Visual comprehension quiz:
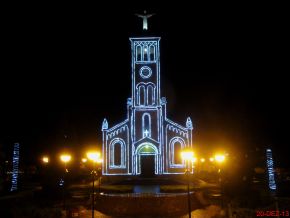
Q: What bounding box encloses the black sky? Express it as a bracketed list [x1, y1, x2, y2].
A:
[1, 3, 289, 166]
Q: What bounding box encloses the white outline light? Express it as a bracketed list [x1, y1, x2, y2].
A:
[266, 148, 277, 190]
[11, 143, 20, 191]
[102, 37, 193, 175]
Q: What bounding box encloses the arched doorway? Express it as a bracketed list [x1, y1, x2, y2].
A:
[135, 143, 158, 177]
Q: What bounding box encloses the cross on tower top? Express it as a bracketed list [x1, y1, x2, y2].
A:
[135, 10, 155, 30]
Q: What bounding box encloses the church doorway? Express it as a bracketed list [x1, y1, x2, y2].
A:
[135, 143, 158, 176]
[140, 155, 155, 177]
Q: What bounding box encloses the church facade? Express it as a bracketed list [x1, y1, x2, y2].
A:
[102, 37, 193, 176]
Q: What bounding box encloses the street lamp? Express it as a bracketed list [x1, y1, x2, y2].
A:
[86, 151, 101, 218]
[96, 158, 103, 193]
[42, 156, 49, 164]
[215, 154, 225, 163]
[181, 150, 194, 218]
[214, 154, 226, 210]
[60, 154, 71, 168]
[60, 154, 71, 210]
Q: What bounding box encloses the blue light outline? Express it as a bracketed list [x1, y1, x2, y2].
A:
[266, 148, 277, 190]
[139, 66, 152, 79]
[109, 138, 126, 169]
[135, 142, 159, 175]
[10, 143, 20, 192]
[142, 113, 151, 138]
[102, 37, 193, 175]
[169, 137, 186, 168]
[136, 82, 156, 106]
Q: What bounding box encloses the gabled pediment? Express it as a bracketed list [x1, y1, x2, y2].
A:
[133, 136, 159, 148]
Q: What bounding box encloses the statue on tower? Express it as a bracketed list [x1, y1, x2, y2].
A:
[135, 10, 155, 30]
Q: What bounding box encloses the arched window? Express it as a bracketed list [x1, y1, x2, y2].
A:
[149, 45, 155, 61]
[139, 86, 146, 105]
[109, 138, 126, 168]
[114, 143, 121, 166]
[173, 141, 182, 164]
[143, 45, 148, 61]
[147, 85, 154, 105]
[136, 45, 141, 61]
[142, 113, 151, 138]
[169, 137, 185, 167]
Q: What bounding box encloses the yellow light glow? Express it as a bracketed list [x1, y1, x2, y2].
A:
[60, 154, 71, 163]
[192, 157, 197, 163]
[215, 154, 225, 163]
[200, 158, 205, 162]
[87, 152, 101, 162]
[181, 151, 194, 161]
[97, 158, 103, 164]
[209, 157, 214, 162]
[42, 156, 49, 163]
[82, 158, 87, 163]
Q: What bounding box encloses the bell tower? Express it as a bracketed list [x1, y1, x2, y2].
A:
[130, 37, 161, 143]
[130, 38, 160, 107]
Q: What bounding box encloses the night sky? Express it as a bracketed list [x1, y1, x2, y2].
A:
[1, 3, 289, 167]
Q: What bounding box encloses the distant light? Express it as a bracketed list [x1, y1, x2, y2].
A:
[82, 158, 87, 163]
[209, 157, 214, 162]
[59, 178, 64, 186]
[215, 154, 225, 163]
[200, 158, 205, 163]
[181, 151, 194, 161]
[60, 154, 71, 163]
[87, 152, 101, 162]
[42, 156, 49, 163]
[97, 158, 103, 164]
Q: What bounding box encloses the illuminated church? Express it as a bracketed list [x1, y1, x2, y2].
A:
[102, 17, 193, 176]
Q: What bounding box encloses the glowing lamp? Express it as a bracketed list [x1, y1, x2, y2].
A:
[42, 156, 49, 163]
[181, 151, 194, 161]
[60, 154, 71, 163]
[87, 152, 101, 162]
[97, 158, 103, 164]
[215, 154, 225, 163]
